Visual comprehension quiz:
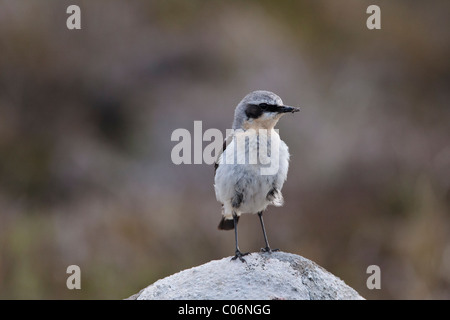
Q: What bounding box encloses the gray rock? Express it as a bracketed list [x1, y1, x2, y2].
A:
[130, 252, 364, 300]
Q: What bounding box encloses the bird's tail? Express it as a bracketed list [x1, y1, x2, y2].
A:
[218, 216, 238, 230]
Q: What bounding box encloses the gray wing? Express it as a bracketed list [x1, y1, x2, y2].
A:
[214, 133, 234, 174]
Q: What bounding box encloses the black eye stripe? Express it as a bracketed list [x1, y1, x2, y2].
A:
[258, 103, 279, 112]
[246, 103, 279, 119]
[245, 104, 263, 119]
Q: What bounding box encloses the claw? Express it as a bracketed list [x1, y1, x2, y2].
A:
[231, 250, 250, 262]
[261, 247, 279, 254]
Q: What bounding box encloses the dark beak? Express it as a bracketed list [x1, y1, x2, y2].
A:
[277, 105, 300, 113]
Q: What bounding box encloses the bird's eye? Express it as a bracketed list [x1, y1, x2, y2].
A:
[259, 103, 269, 110]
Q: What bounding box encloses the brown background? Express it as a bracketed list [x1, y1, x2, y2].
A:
[0, 0, 449, 299]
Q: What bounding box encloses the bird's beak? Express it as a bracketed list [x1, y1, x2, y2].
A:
[277, 105, 300, 113]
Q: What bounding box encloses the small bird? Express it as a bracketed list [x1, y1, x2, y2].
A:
[214, 90, 299, 262]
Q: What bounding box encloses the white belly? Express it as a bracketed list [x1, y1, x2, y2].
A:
[214, 129, 290, 218]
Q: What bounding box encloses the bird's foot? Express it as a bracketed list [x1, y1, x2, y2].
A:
[231, 250, 250, 263]
[261, 247, 279, 254]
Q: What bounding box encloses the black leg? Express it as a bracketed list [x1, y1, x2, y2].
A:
[231, 213, 249, 262]
[258, 212, 279, 253]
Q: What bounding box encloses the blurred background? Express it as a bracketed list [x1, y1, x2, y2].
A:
[0, 0, 449, 299]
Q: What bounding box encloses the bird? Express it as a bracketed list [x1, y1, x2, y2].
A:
[214, 90, 300, 262]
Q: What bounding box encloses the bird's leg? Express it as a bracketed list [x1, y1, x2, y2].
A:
[231, 213, 249, 262]
[258, 211, 279, 253]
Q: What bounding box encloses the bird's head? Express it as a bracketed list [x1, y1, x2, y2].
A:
[232, 90, 300, 130]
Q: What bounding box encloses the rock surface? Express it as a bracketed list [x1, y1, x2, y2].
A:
[129, 251, 364, 300]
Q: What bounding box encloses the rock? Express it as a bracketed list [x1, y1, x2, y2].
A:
[129, 251, 364, 300]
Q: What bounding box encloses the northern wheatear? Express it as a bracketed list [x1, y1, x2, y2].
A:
[214, 90, 299, 262]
